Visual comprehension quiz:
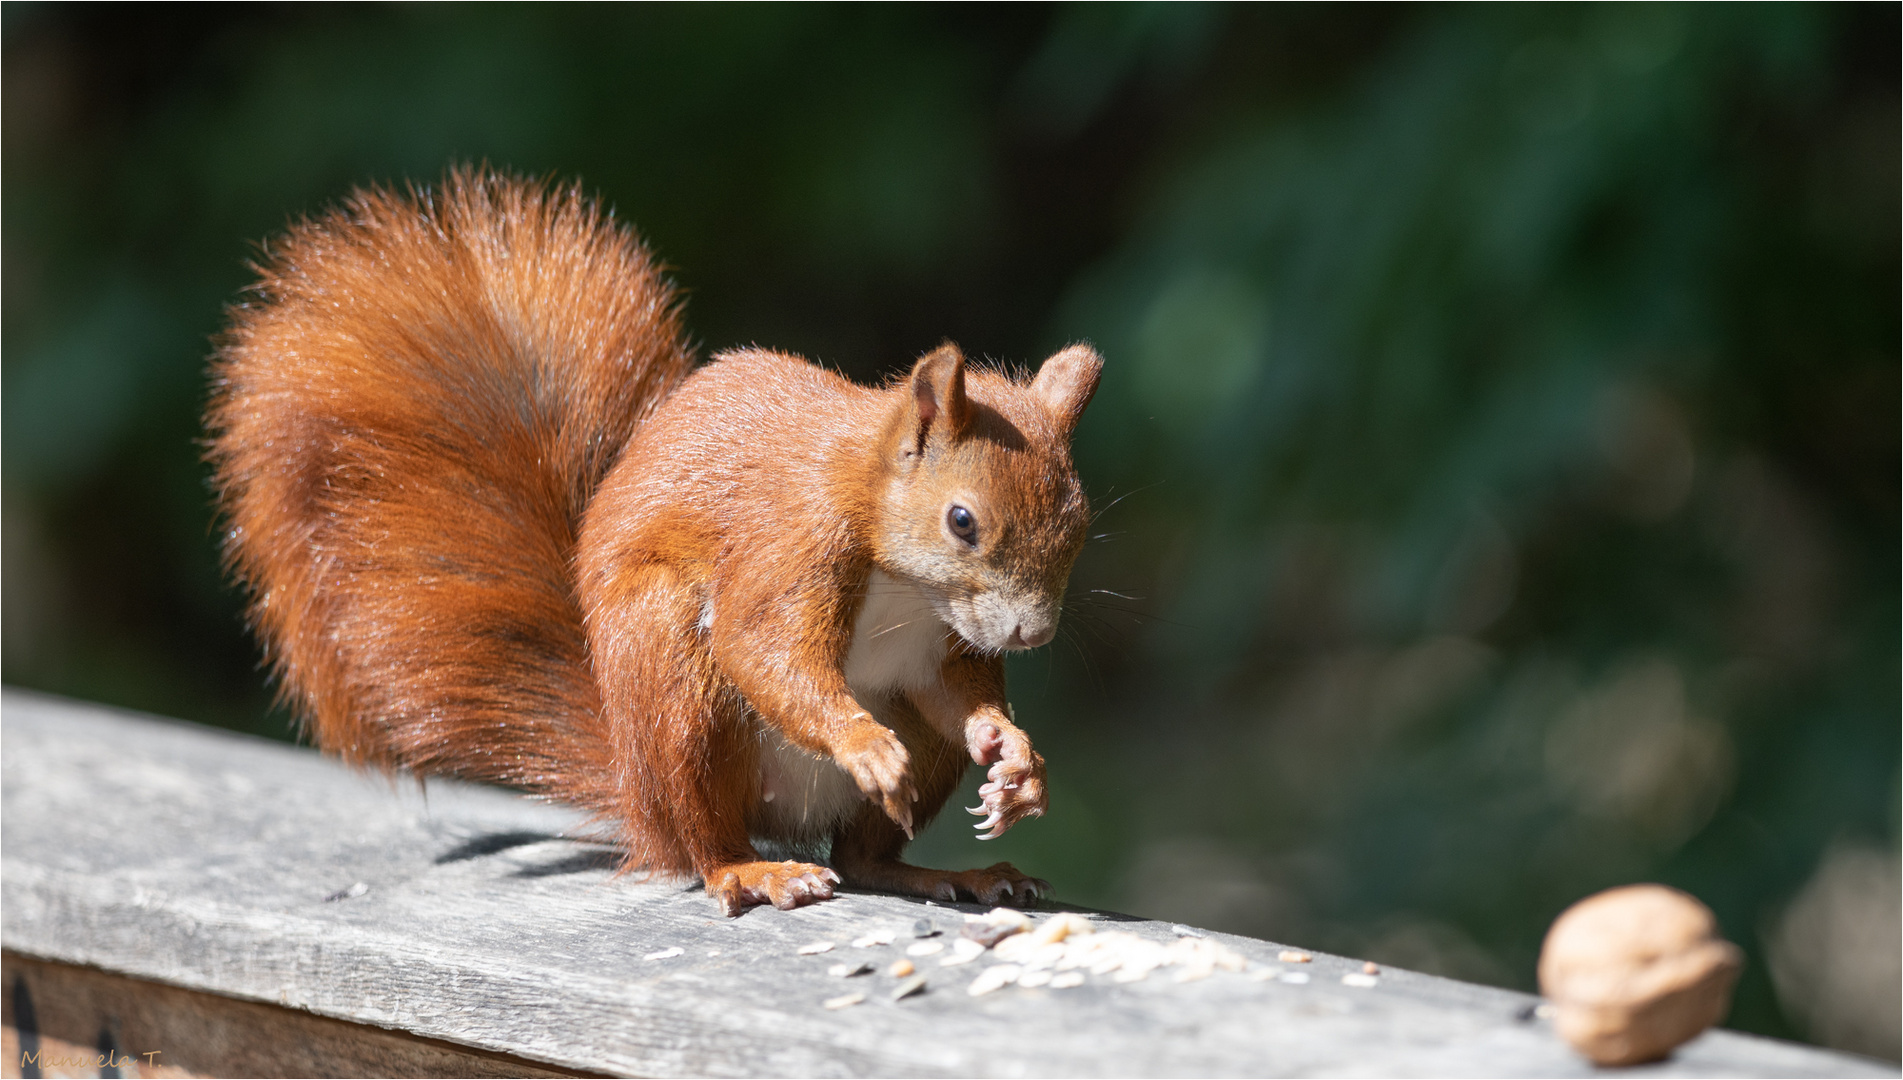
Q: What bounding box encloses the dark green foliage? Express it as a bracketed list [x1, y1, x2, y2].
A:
[4, 4, 1893, 1053]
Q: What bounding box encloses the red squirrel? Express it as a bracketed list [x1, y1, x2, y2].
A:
[206, 168, 1101, 916]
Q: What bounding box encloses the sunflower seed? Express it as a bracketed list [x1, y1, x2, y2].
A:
[968, 963, 1024, 996]
[823, 991, 865, 1010]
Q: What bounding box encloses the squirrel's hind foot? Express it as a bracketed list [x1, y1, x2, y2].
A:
[708, 860, 841, 917]
[840, 860, 1050, 908]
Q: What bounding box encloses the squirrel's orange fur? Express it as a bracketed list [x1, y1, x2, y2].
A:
[207, 169, 1101, 915]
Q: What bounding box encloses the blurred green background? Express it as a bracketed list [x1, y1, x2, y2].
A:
[4, 3, 1896, 1059]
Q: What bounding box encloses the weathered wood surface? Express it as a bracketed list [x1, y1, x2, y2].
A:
[2, 950, 592, 1079]
[2, 689, 1891, 1078]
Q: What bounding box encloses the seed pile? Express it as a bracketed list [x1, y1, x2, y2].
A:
[970, 912, 1248, 993]
[801, 908, 1381, 1007]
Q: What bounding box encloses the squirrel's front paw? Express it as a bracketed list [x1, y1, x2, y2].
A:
[834, 720, 919, 837]
[966, 726, 1046, 840]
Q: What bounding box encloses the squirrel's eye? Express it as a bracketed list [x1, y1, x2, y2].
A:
[947, 504, 977, 543]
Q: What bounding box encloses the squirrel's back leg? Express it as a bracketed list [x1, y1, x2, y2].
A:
[589, 561, 839, 915]
[829, 721, 1050, 907]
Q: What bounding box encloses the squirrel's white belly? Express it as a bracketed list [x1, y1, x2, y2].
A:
[843, 570, 951, 697]
[753, 570, 950, 842]
[754, 729, 864, 841]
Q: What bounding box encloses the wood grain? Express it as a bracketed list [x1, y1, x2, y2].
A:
[1, 690, 1890, 1078]
[1, 952, 588, 1078]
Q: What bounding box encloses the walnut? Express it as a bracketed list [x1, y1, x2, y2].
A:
[1538, 884, 1744, 1066]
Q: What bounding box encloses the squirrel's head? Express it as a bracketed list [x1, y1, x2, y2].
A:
[874, 342, 1102, 654]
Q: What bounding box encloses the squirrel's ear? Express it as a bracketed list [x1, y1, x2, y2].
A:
[904, 342, 969, 456]
[1030, 344, 1103, 438]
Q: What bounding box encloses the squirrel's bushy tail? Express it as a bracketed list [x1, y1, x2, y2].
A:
[207, 168, 691, 818]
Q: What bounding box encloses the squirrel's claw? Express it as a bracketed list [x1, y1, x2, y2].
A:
[901, 862, 1049, 908]
[967, 745, 1047, 840]
[835, 719, 919, 837]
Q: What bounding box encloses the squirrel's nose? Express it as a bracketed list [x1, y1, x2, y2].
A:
[1014, 623, 1055, 649]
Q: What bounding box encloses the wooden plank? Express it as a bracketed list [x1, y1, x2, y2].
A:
[1, 689, 1891, 1078]
[1, 951, 592, 1079]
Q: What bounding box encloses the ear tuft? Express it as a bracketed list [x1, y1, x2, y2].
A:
[905, 342, 969, 456]
[1030, 344, 1103, 438]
